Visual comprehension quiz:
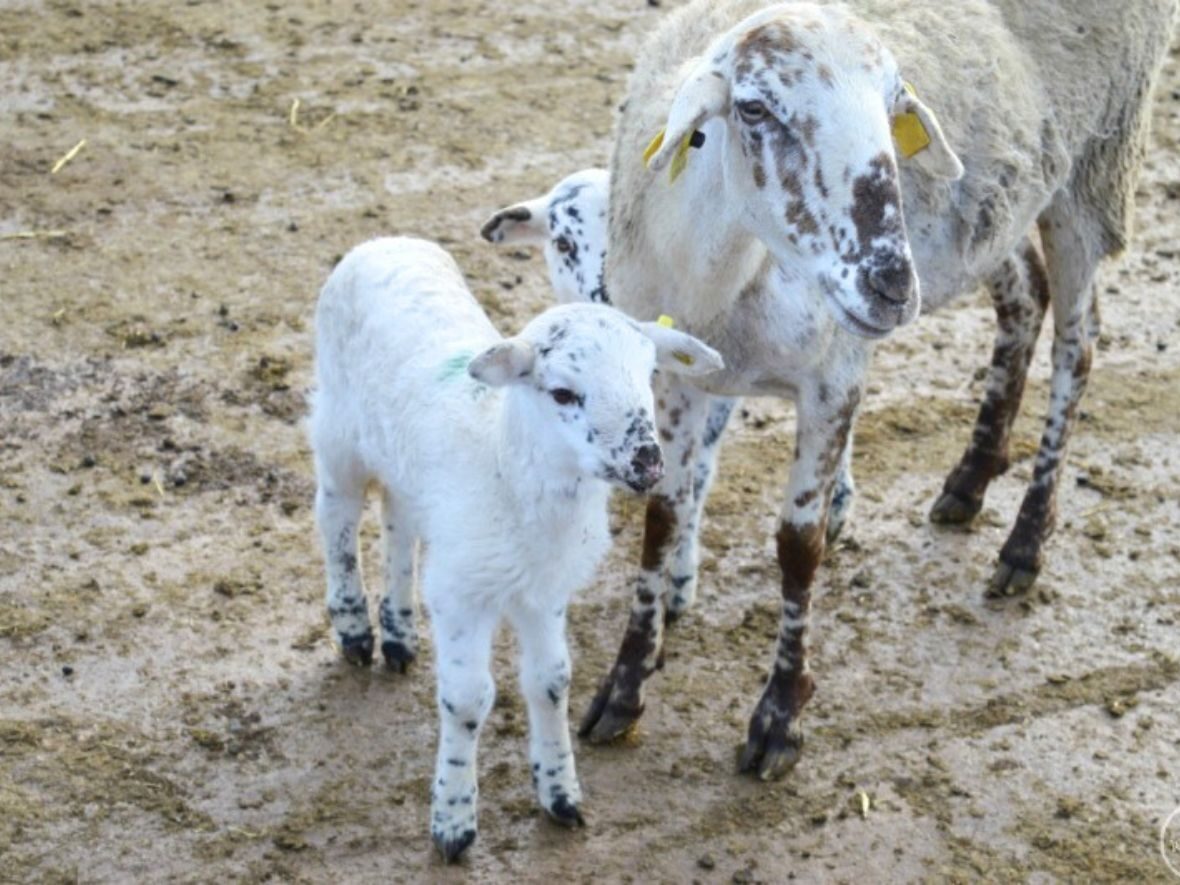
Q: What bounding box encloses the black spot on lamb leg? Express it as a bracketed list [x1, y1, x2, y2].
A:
[339, 631, 374, 666]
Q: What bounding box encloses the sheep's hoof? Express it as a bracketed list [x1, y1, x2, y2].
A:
[339, 632, 374, 666]
[986, 560, 1039, 598]
[930, 490, 982, 525]
[737, 730, 804, 782]
[577, 677, 644, 744]
[433, 827, 476, 864]
[381, 639, 416, 673]
[545, 794, 586, 828]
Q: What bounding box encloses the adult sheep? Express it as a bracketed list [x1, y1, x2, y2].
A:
[581, 0, 1177, 780]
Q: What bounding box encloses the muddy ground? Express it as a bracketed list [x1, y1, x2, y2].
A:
[2, 1, 1179, 882]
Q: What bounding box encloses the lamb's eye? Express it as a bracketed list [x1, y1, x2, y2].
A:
[550, 388, 577, 406]
[554, 236, 573, 254]
[736, 100, 769, 125]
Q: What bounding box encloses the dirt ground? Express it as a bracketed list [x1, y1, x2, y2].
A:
[2, 1, 1179, 881]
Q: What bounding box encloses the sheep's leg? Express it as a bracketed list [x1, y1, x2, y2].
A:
[508, 602, 584, 827]
[739, 383, 861, 780]
[579, 379, 712, 743]
[826, 436, 855, 545]
[932, 241, 1049, 524]
[666, 394, 737, 621]
[377, 488, 418, 672]
[429, 605, 496, 863]
[315, 481, 373, 666]
[990, 197, 1101, 595]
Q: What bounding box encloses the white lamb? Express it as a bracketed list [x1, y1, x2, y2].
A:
[308, 236, 721, 861]
[577, 0, 1177, 781]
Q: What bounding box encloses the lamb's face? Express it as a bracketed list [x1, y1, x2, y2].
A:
[481, 169, 610, 306]
[645, 5, 962, 340]
[522, 305, 664, 494]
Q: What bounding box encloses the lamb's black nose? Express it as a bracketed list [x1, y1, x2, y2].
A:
[631, 444, 664, 488]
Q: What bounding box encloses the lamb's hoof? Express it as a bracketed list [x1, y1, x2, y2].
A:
[433, 827, 476, 864]
[339, 632, 374, 667]
[577, 676, 644, 744]
[663, 606, 685, 627]
[824, 515, 847, 546]
[986, 560, 1040, 598]
[930, 490, 982, 525]
[381, 639, 416, 673]
[545, 794, 586, 828]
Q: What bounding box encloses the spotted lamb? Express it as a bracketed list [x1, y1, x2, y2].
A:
[576, 0, 1177, 781]
[308, 236, 721, 861]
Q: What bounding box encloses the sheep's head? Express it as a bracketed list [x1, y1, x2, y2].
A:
[468, 304, 723, 493]
[645, 3, 963, 339]
[481, 169, 611, 306]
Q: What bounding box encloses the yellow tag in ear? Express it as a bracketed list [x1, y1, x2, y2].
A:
[892, 81, 930, 159]
[892, 112, 930, 159]
[643, 130, 666, 166]
[643, 130, 693, 183]
[654, 315, 694, 364]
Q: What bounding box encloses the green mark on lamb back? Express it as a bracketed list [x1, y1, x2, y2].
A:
[438, 350, 475, 382]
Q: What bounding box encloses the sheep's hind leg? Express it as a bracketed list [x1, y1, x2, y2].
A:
[740, 382, 860, 780]
[509, 602, 584, 827]
[990, 196, 1101, 596]
[665, 394, 737, 622]
[377, 488, 418, 672]
[579, 378, 711, 743]
[315, 481, 373, 666]
[932, 241, 1049, 525]
[429, 605, 496, 863]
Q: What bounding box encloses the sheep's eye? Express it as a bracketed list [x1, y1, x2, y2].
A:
[736, 100, 769, 124]
[550, 388, 577, 406]
[554, 236, 573, 254]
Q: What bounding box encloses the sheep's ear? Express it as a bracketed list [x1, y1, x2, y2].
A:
[646, 63, 730, 174]
[480, 195, 549, 245]
[468, 339, 536, 386]
[637, 322, 725, 377]
[891, 85, 964, 181]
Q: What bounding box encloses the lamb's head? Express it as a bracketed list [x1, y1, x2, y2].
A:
[468, 303, 722, 493]
[645, 3, 963, 339]
[480, 169, 610, 305]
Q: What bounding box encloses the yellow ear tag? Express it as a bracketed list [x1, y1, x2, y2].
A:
[655, 315, 694, 365]
[643, 130, 694, 183]
[643, 130, 666, 167]
[892, 82, 930, 159]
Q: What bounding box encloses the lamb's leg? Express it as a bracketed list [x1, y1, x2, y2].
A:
[429, 605, 496, 863]
[666, 394, 737, 622]
[377, 488, 417, 672]
[739, 382, 861, 780]
[579, 379, 712, 742]
[932, 241, 1049, 524]
[989, 197, 1101, 595]
[508, 602, 584, 827]
[315, 481, 373, 666]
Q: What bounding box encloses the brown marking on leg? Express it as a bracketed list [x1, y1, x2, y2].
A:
[933, 244, 1049, 524]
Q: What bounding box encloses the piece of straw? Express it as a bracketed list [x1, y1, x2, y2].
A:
[51, 139, 86, 174]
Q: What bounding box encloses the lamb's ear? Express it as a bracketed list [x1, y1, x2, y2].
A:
[468, 339, 536, 386]
[646, 63, 730, 173]
[480, 195, 550, 245]
[637, 322, 725, 377]
[891, 86, 964, 181]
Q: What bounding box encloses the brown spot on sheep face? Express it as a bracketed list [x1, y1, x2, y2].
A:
[847, 153, 914, 306]
[734, 22, 800, 81]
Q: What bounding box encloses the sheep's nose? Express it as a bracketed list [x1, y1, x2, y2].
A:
[631, 443, 664, 486]
[866, 258, 915, 305]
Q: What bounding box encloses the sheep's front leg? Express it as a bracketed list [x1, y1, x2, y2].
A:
[579, 379, 712, 743]
[666, 394, 737, 621]
[932, 241, 1049, 524]
[508, 603, 584, 827]
[990, 197, 1101, 595]
[378, 488, 418, 672]
[429, 606, 496, 863]
[739, 383, 861, 780]
[315, 482, 373, 665]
